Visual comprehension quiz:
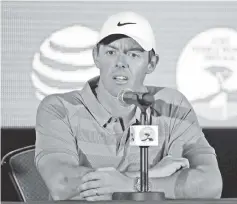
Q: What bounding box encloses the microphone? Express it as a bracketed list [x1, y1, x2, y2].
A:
[113, 90, 165, 201]
[118, 89, 155, 107]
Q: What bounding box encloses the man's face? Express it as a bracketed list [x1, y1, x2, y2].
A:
[94, 37, 154, 97]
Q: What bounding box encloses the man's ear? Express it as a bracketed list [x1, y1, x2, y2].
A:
[146, 54, 159, 74]
[92, 45, 100, 69]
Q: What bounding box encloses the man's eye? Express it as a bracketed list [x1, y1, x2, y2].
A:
[128, 52, 139, 58]
[106, 50, 115, 55]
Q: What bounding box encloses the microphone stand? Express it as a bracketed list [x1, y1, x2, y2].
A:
[113, 104, 165, 201]
[140, 110, 149, 192]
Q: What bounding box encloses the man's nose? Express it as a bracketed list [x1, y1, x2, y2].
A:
[115, 54, 128, 69]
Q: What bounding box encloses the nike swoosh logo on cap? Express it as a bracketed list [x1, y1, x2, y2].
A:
[117, 22, 136, 26]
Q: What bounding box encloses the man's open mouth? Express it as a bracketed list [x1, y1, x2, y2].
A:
[113, 75, 129, 84]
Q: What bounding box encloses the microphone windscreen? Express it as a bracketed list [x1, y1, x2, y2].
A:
[142, 93, 155, 105]
[117, 89, 133, 106]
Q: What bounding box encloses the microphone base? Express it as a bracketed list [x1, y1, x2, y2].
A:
[112, 191, 165, 201]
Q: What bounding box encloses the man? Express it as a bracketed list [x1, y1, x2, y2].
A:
[35, 11, 222, 201]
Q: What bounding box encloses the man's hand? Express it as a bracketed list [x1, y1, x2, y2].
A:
[149, 155, 190, 177]
[125, 155, 190, 178]
[78, 167, 133, 201]
[53, 166, 94, 200]
[77, 166, 95, 177]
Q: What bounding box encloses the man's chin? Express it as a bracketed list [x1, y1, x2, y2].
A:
[104, 81, 133, 97]
[107, 88, 124, 98]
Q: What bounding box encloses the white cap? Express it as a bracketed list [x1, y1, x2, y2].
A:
[97, 11, 157, 53]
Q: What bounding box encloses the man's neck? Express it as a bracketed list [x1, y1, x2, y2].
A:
[96, 80, 136, 126]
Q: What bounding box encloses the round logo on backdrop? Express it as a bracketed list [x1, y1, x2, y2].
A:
[176, 28, 237, 121]
[31, 25, 100, 101]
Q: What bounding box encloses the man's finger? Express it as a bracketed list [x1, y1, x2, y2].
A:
[81, 187, 112, 197]
[85, 194, 112, 201]
[179, 158, 190, 168]
[79, 180, 101, 191]
[80, 188, 98, 198]
[81, 171, 101, 183]
[97, 187, 112, 195]
[175, 160, 189, 171]
[172, 158, 189, 167]
[80, 187, 111, 198]
[124, 171, 139, 178]
[97, 167, 116, 171]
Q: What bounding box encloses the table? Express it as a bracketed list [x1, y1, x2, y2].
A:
[2, 198, 237, 204]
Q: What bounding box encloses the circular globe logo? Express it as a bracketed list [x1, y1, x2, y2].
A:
[176, 28, 237, 121]
[32, 25, 100, 101]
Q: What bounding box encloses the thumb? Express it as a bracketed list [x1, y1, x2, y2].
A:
[179, 158, 190, 169]
[125, 171, 140, 178]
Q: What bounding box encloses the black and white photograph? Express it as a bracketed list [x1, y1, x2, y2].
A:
[1, 1, 237, 203]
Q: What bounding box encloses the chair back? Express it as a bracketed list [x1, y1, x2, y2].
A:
[1, 145, 50, 201]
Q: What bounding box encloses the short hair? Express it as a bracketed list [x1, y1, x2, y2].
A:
[96, 34, 155, 62]
[99, 34, 127, 45]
